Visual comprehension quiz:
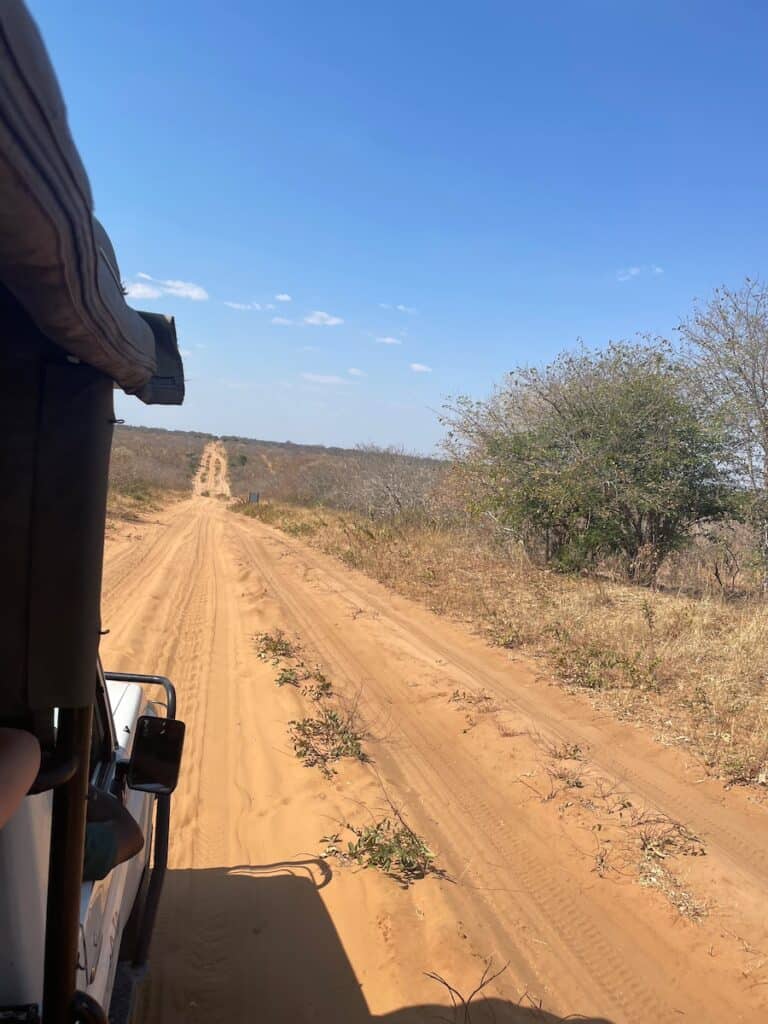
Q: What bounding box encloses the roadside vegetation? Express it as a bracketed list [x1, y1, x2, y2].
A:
[108, 425, 211, 519]
[257, 624, 438, 880]
[223, 435, 440, 515]
[322, 815, 437, 886]
[289, 707, 367, 777]
[234, 281, 768, 789]
[520, 729, 710, 919]
[254, 628, 368, 776]
[236, 492, 768, 788]
[255, 628, 300, 662]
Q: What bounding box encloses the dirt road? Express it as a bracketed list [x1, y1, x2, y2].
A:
[192, 440, 230, 497]
[101, 446, 768, 1023]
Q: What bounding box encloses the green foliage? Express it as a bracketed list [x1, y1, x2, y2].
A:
[289, 708, 367, 776]
[255, 629, 299, 662]
[323, 816, 436, 885]
[444, 342, 733, 582]
[275, 666, 300, 687]
[301, 668, 333, 701]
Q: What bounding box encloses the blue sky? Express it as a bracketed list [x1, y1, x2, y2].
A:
[30, 1, 768, 452]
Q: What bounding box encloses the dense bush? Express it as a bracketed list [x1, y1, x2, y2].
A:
[443, 342, 733, 582]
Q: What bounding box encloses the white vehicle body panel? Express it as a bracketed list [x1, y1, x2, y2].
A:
[77, 681, 155, 1008]
[0, 791, 52, 1007]
[0, 678, 156, 1014]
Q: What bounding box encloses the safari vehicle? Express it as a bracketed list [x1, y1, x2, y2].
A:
[0, 3, 187, 1021]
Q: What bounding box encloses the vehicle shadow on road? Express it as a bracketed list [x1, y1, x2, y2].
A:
[141, 863, 614, 1024]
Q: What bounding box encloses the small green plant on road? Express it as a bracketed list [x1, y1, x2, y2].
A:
[289, 706, 367, 776]
[322, 814, 437, 886]
[301, 669, 333, 701]
[275, 666, 300, 687]
[255, 628, 299, 663]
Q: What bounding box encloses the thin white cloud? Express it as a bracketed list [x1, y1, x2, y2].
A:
[125, 281, 162, 300]
[265, 303, 275, 310]
[376, 336, 402, 345]
[179, 347, 193, 357]
[305, 310, 344, 326]
[410, 363, 432, 373]
[616, 266, 641, 282]
[157, 278, 208, 300]
[224, 301, 254, 310]
[271, 316, 293, 325]
[348, 367, 366, 377]
[128, 272, 209, 301]
[275, 293, 292, 302]
[302, 372, 344, 384]
[380, 302, 416, 313]
[616, 264, 664, 283]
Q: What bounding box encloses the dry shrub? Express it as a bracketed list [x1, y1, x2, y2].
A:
[222, 436, 443, 517]
[654, 522, 762, 596]
[247, 502, 768, 787]
[108, 425, 211, 515]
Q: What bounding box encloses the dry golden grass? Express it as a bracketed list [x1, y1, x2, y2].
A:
[236, 501, 768, 788]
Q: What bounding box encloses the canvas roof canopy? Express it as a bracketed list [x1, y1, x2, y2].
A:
[0, 0, 185, 403]
[0, 1, 186, 718]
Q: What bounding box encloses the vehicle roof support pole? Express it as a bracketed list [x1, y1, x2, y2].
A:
[41, 704, 92, 1024]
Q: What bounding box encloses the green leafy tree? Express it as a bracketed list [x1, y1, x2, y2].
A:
[443, 342, 732, 583]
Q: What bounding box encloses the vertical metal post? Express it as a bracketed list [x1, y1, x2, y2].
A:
[42, 705, 93, 1024]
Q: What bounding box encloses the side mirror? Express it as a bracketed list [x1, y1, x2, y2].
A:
[127, 715, 185, 795]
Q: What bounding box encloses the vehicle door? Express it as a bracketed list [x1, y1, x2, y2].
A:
[78, 672, 154, 1006]
[78, 677, 119, 994]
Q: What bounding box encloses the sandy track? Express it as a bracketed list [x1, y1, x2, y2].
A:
[101, 453, 768, 1023]
[192, 440, 231, 497]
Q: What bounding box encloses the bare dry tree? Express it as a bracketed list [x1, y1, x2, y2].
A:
[679, 278, 768, 586]
[424, 960, 511, 1023]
